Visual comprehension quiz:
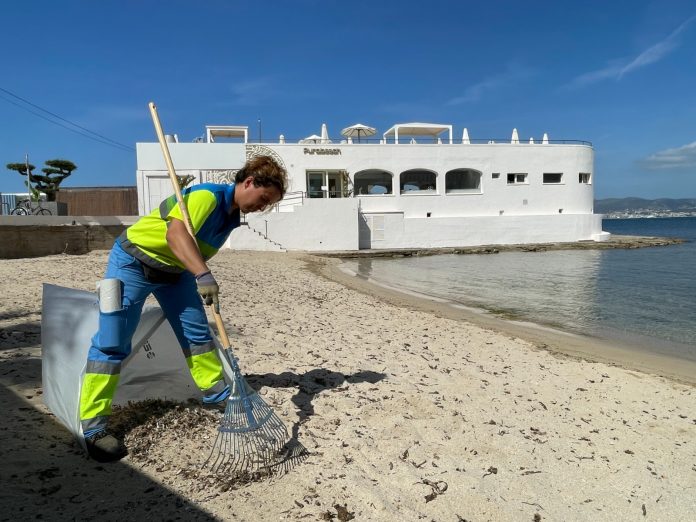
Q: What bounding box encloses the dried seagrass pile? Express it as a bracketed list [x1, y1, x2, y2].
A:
[109, 400, 274, 494]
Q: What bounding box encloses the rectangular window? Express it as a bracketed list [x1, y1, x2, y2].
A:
[507, 173, 527, 184]
[307, 171, 325, 198]
[543, 173, 563, 184]
[492, 172, 500, 179]
[579, 173, 591, 184]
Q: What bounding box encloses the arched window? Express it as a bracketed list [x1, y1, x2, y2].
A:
[354, 169, 393, 195]
[445, 169, 482, 193]
[400, 169, 437, 194]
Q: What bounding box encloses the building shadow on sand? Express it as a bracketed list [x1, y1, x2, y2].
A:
[0, 382, 218, 521]
[0, 309, 42, 351]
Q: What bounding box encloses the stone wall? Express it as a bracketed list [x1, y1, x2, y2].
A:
[0, 217, 136, 259]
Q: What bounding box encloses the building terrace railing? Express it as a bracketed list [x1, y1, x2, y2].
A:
[276, 190, 304, 210]
[244, 138, 593, 146]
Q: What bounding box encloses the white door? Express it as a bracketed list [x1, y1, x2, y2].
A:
[146, 176, 173, 214]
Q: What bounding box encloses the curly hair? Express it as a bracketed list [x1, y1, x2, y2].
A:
[234, 156, 288, 197]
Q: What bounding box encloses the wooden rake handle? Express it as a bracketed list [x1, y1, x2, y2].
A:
[148, 101, 232, 350]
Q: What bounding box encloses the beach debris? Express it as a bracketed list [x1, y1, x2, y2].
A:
[483, 466, 498, 477]
[522, 501, 544, 510]
[321, 503, 355, 521]
[110, 399, 289, 490]
[419, 478, 448, 502]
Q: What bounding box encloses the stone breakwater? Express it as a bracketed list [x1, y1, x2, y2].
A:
[317, 235, 685, 258]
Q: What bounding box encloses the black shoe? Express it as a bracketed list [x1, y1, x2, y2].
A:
[85, 431, 127, 462]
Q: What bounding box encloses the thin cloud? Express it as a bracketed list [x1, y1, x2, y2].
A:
[229, 77, 278, 106]
[79, 105, 149, 125]
[641, 140, 696, 169]
[377, 100, 438, 116]
[446, 64, 534, 105]
[568, 15, 696, 88]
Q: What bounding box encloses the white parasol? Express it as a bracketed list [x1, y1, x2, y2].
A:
[300, 134, 323, 144]
[341, 123, 376, 143]
[511, 128, 520, 144]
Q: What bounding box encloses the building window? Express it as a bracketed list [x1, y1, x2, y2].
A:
[306, 170, 348, 198]
[492, 173, 500, 179]
[445, 168, 482, 193]
[579, 172, 591, 184]
[507, 173, 527, 184]
[400, 169, 436, 194]
[543, 173, 563, 184]
[354, 169, 393, 195]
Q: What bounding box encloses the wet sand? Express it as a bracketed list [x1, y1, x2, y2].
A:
[323, 257, 696, 386]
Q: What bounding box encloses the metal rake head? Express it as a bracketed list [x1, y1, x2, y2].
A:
[204, 379, 294, 474]
[204, 426, 308, 476]
[203, 349, 310, 475]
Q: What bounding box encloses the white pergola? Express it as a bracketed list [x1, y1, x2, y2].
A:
[383, 122, 453, 144]
[206, 125, 249, 143]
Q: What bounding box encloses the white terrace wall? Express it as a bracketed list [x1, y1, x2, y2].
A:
[135, 140, 601, 251]
[242, 198, 360, 251]
[264, 142, 595, 217]
[359, 213, 603, 250]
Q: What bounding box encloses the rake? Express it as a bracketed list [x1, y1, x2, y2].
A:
[148, 101, 292, 474]
[205, 346, 291, 473]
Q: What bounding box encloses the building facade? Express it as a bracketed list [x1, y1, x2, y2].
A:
[136, 124, 606, 251]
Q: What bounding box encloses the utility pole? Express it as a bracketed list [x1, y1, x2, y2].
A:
[25, 153, 34, 201]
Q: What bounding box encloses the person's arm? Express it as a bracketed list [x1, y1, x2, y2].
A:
[166, 217, 220, 311]
[165, 217, 209, 276]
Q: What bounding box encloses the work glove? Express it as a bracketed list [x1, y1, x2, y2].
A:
[195, 270, 220, 313]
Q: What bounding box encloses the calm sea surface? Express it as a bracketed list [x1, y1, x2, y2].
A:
[341, 217, 696, 361]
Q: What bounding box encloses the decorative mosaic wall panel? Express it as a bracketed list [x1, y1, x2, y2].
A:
[246, 145, 287, 169]
[203, 145, 287, 184]
[204, 169, 237, 184]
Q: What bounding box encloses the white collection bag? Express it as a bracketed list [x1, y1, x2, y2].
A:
[41, 283, 228, 445]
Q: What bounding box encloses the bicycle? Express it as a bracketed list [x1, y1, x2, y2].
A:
[10, 198, 52, 215]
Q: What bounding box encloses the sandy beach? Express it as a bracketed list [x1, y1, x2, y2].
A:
[1, 249, 695, 521]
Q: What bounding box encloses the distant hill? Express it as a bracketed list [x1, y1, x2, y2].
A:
[595, 198, 696, 213]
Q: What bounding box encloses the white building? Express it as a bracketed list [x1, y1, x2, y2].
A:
[135, 123, 607, 252]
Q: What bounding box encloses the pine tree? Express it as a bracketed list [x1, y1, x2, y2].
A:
[6, 159, 77, 201]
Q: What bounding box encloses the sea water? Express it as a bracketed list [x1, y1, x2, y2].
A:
[341, 217, 696, 361]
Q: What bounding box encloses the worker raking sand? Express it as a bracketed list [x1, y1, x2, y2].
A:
[79, 153, 287, 462]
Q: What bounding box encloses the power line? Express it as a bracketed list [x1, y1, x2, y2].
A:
[0, 92, 133, 152]
[0, 86, 135, 152]
[0, 86, 134, 151]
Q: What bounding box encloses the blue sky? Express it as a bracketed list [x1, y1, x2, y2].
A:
[1, 0, 695, 199]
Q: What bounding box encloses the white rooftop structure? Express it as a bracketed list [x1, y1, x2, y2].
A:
[205, 125, 248, 143]
[383, 122, 453, 144]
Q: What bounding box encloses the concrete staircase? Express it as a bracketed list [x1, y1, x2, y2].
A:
[228, 223, 285, 251]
